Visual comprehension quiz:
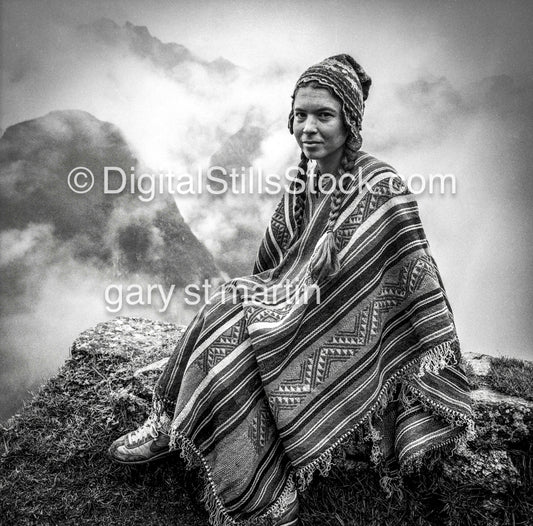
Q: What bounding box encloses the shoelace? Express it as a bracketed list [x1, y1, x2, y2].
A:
[129, 416, 161, 443]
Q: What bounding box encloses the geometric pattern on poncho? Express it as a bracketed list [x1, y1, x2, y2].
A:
[197, 317, 247, 373]
[268, 255, 437, 416]
[246, 308, 287, 325]
[248, 399, 275, 454]
[336, 177, 406, 250]
[270, 197, 291, 249]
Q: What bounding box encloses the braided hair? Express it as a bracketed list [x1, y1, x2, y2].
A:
[308, 133, 360, 282]
[285, 151, 309, 248]
[286, 96, 363, 282]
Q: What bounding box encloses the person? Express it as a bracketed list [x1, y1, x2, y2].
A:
[108, 54, 474, 526]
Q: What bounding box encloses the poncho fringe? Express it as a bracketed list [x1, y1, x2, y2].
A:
[153, 336, 474, 526]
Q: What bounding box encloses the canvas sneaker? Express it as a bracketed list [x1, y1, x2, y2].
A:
[108, 413, 173, 464]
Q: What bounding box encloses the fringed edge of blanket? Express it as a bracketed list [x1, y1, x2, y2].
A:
[151, 338, 476, 525]
[151, 396, 297, 526]
[293, 338, 476, 494]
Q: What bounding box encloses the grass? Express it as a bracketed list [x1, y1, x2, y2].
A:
[0, 320, 206, 526]
[486, 356, 533, 401]
[1, 317, 532, 526]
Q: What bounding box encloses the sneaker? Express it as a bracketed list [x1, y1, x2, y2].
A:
[108, 413, 173, 464]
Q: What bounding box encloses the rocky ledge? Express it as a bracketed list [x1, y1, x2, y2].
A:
[1, 317, 531, 526]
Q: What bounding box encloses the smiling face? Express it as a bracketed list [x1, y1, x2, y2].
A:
[292, 85, 348, 175]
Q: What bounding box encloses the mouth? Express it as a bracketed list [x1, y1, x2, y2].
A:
[302, 141, 322, 145]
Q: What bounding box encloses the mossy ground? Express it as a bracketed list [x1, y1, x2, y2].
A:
[1, 318, 532, 526]
[487, 356, 533, 401]
[0, 322, 206, 526]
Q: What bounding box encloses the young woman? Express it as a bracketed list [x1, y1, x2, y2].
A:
[109, 54, 474, 526]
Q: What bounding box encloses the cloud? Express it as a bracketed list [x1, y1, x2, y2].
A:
[365, 71, 533, 359]
[365, 75, 468, 153]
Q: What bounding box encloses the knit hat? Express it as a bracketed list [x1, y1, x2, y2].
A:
[288, 54, 372, 139]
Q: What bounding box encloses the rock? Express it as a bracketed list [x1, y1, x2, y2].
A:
[133, 358, 170, 376]
[442, 450, 521, 494]
[464, 351, 492, 376]
[98, 320, 532, 523]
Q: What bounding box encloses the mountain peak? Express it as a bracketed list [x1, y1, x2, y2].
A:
[80, 18, 237, 75]
[0, 109, 222, 285]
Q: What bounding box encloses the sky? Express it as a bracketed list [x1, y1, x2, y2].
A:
[0, 0, 532, 397]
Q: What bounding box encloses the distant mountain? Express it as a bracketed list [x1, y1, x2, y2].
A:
[208, 123, 266, 195]
[0, 109, 222, 287]
[211, 124, 266, 171]
[0, 110, 135, 249]
[0, 109, 226, 423]
[80, 18, 238, 77]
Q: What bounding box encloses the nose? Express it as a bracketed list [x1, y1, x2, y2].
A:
[302, 116, 318, 135]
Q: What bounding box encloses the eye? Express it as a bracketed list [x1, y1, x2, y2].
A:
[319, 112, 333, 119]
[294, 111, 306, 120]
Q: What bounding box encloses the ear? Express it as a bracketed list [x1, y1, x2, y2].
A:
[287, 109, 295, 135]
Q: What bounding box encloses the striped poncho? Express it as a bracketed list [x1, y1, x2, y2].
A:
[154, 152, 474, 525]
